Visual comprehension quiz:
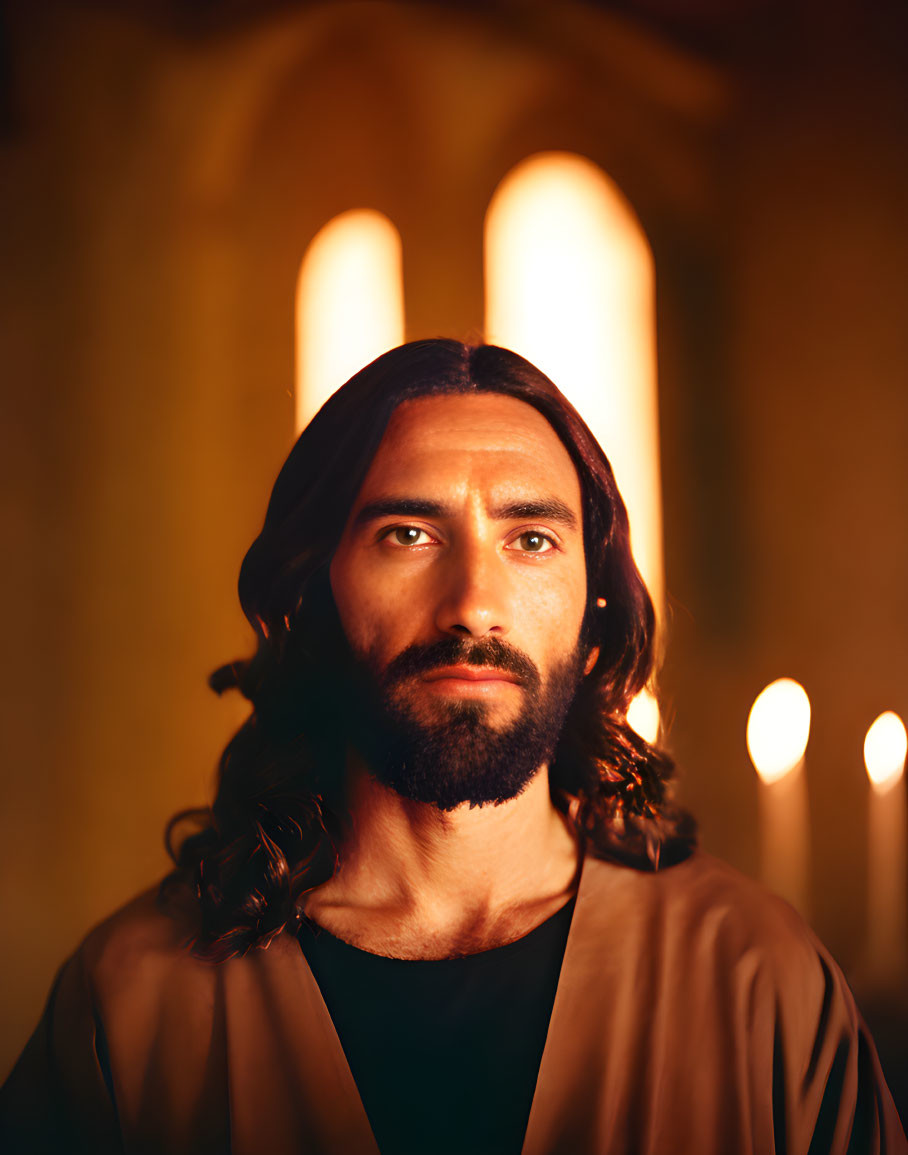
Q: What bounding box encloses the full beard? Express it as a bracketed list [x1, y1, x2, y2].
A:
[345, 636, 587, 811]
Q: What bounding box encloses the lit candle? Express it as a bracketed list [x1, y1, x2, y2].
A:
[746, 678, 812, 916]
[863, 711, 907, 993]
[627, 688, 660, 745]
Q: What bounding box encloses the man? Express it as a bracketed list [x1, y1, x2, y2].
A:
[1, 339, 904, 1154]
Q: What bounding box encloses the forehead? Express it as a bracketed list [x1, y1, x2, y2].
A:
[355, 393, 582, 504]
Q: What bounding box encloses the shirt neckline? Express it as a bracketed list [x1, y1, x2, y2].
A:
[299, 894, 577, 966]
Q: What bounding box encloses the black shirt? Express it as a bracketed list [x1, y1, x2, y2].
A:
[298, 899, 575, 1155]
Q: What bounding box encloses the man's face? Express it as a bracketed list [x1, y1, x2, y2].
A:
[329, 392, 594, 809]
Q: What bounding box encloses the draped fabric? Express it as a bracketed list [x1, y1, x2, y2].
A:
[2, 851, 905, 1154]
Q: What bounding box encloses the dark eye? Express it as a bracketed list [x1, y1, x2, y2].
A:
[513, 532, 554, 554]
[384, 526, 433, 547]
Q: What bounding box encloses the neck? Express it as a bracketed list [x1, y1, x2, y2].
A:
[303, 755, 581, 958]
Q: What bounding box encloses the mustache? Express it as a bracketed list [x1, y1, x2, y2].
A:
[380, 637, 541, 690]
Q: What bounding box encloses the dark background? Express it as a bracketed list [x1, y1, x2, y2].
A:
[2, 0, 907, 1121]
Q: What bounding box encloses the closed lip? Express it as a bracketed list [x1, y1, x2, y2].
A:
[422, 666, 520, 684]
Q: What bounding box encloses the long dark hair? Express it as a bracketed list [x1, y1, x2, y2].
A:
[162, 339, 696, 959]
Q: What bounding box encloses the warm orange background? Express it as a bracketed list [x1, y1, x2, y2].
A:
[2, 0, 906, 1112]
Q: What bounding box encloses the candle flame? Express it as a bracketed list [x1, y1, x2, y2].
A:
[747, 678, 811, 784]
[864, 711, 907, 793]
[627, 688, 660, 744]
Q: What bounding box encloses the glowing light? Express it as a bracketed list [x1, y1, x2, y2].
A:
[485, 152, 663, 615]
[864, 711, 907, 793]
[628, 688, 660, 744]
[296, 209, 404, 432]
[747, 678, 811, 784]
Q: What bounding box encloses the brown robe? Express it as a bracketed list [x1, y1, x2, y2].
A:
[2, 850, 905, 1154]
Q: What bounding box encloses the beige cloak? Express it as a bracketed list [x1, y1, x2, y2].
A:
[1, 850, 905, 1154]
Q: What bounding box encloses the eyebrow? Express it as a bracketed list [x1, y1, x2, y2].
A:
[353, 496, 579, 532]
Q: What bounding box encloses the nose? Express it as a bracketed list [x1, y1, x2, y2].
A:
[433, 540, 512, 639]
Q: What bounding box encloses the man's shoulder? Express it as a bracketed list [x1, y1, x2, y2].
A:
[581, 849, 836, 986]
[76, 879, 209, 1001]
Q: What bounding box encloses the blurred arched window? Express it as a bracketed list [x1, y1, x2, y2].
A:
[485, 152, 662, 739]
[296, 209, 405, 432]
[485, 152, 663, 619]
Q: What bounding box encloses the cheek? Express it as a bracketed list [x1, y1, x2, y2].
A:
[329, 550, 369, 651]
[523, 566, 588, 644]
[329, 551, 408, 658]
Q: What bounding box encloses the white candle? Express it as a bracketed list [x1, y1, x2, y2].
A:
[747, 678, 812, 917]
[863, 711, 907, 993]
